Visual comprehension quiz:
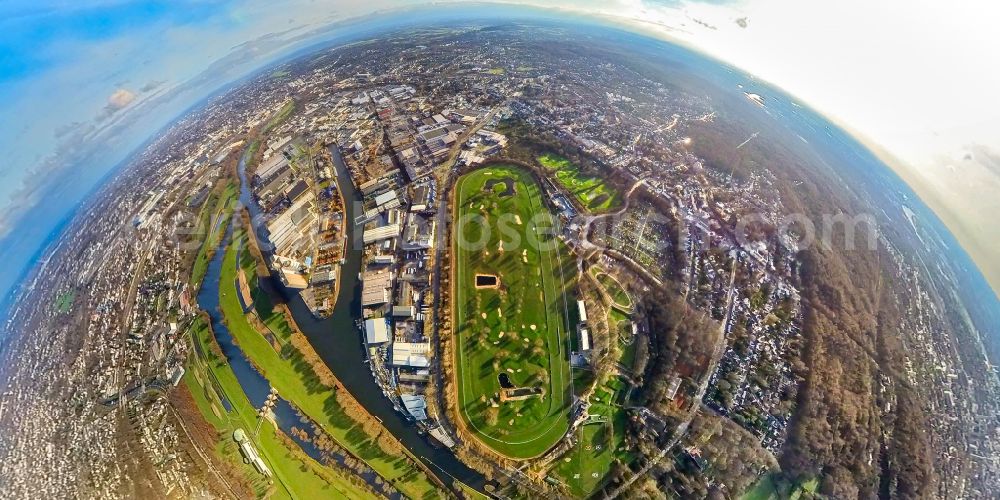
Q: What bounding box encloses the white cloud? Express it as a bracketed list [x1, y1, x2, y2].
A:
[106, 88, 136, 109]
[505, 0, 1000, 293]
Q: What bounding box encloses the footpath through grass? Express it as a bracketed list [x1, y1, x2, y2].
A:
[538, 153, 621, 212]
[220, 228, 441, 498]
[191, 181, 238, 290]
[452, 165, 575, 459]
[184, 317, 372, 499]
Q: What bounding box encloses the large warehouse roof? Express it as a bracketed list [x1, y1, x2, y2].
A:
[391, 342, 430, 367]
[364, 318, 389, 344]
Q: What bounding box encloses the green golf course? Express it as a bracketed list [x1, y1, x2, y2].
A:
[452, 164, 575, 459]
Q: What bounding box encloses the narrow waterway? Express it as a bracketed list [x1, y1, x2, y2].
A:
[195, 208, 394, 496]
[232, 144, 487, 490]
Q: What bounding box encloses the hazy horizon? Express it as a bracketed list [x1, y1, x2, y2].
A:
[1, 0, 998, 309]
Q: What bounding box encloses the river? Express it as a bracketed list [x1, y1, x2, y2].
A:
[195, 193, 395, 497]
[210, 143, 486, 492]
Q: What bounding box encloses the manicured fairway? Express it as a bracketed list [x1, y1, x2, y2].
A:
[452, 164, 575, 459]
[538, 153, 622, 212]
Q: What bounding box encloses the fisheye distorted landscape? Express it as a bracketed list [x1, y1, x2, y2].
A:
[1, 2, 999, 499]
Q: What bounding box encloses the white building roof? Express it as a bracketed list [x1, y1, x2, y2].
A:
[577, 299, 588, 324]
[361, 272, 394, 306]
[374, 190, 398, 207]
[400, 394, 427, 421]
[257, 153, 290, 181]
[391, 342, 430, 367]
[363, 224, 401, 244]
[364, 318, 389, 344]
[428, 426, 455, 448]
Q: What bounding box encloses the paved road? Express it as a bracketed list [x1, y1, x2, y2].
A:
[424, 105, 506, 456]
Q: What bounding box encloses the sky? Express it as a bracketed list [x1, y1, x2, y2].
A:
[0, 0, 998, 303]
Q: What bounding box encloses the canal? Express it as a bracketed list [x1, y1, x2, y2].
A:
[232, 143, 486, 490]
[196, 195, 395, 497]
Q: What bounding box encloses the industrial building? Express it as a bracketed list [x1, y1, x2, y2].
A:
[363, 223, 401, 245]
[400, 394, 428, 421]
[364, 318, 390, 344]
[391, 342, 430, 368]
[361, 271, 394, 306]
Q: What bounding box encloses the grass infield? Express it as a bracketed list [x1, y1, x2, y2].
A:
[452, 164, 575, 459]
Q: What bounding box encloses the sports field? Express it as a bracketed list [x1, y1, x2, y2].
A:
[538, 153, 622, 212]
[53, 291, 75, 314]
[550, 291, 636, 495]
[452, 164, 575, 459]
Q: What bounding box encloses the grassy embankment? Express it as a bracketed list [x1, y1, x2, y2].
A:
[183, 316, 374, 499]
[190, 181, 239, 290]
[221, 227, 442, 499]
[537, 153, 622, 212]
[263, 100, 295, 136]
[245, 139, 261, 170]
[452, 165, 575, 459]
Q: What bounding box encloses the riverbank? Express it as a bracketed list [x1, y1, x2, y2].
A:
[219, 226, 443, 498]
[229, 139, 488, 492]
[181, 315, 376, 499]
[190, 180, 239, 290]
